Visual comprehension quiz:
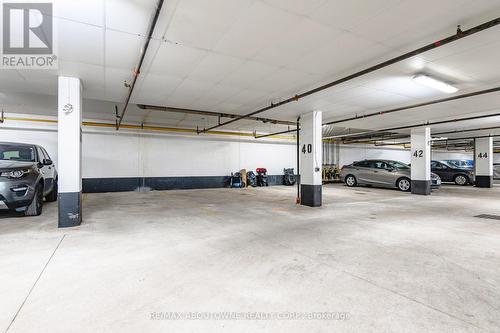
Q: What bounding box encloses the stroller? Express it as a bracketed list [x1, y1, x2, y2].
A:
[283, 168, 296, 186]
[247, 171, 257, 187]
[256, 168, 268, 187]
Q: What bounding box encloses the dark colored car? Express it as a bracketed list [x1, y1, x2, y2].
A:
[340, 159, 441, 192]
[0, 142, 58, 216]
[431, 160, 475, 185]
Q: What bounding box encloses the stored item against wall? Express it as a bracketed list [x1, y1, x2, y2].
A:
[322, 165, 340, 183]
[283, 168, 296, 186]
[256, 168, 268, 187]
[247, 171, 257, 187]
[230, 172, 243, 188]
[240, 169, 247, 188]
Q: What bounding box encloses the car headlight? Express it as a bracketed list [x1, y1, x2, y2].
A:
[0, 169, 31, 179]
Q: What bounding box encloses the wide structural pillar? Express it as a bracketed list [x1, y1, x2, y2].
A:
[58, 76, 83, 227]
[411, 127, 431, 195]
[300, 111, 322, 207]
[474, 137, 493, 188]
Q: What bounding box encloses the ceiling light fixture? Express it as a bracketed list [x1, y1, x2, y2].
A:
[413, 74, 458, 94]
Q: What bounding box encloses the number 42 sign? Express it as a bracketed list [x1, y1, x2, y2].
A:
[413, 149, 424, 158]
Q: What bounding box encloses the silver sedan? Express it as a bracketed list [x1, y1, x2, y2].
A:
[340, 159, 441, 192]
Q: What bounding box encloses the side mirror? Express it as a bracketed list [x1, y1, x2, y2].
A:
[43, 159, 53, 166]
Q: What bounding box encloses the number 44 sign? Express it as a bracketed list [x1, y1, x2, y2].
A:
[478, 152, 488, 158]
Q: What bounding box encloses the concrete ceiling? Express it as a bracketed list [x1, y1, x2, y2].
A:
[1, 0, 500, 138]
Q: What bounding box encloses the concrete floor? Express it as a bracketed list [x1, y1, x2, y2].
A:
[1, 184, 500, 333]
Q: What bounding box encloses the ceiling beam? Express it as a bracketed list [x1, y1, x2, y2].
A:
[198, 16, 500, 133]
[325, 111, 500, 140]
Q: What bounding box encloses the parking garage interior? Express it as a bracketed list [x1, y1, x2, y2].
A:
[1, 1, 500, 332]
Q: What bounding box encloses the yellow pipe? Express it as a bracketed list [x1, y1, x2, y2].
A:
[5, 116, 467, 150]
[6, 116, 58, 124]
[4, 116, 295, 140]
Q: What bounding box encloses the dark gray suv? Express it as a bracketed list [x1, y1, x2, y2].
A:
[0, 142, 58, 216]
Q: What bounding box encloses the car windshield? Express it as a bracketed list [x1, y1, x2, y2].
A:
[388, 161, 410, 170]
[0, 144, 35, 162]
[446, 160, 472, 167]
[439, 161, 455, 168]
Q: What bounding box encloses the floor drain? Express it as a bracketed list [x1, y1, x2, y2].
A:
[474, 214, 500, 221]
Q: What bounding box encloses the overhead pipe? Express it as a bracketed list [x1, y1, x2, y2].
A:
[374, 134, 499, 147]
[2, 115, 295, 140]
[198, 17, 500, 133]
[254, 127, 298, 139]
[324, 86, 500, 126]
[342, 125, 500, 144]
[138, 104, 296, 126]
[116, 0, 164, 130]
[325, 111, 500, 140]
[255, 86, 500, 140]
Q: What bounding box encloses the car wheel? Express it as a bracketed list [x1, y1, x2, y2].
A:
[397, 178, 411, 192]
[45, 179, 58, 202]
[25, 184, 43, 216]
[345, 175, 357, 187]
[454, 174, 468, 186]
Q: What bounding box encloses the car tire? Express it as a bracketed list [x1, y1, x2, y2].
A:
[345, 175, 357, 187]
[397, 177, 411, 192]
[25, 184, 43, 216]
[454, 174, 469, 186]
[45, 179, 58, 202]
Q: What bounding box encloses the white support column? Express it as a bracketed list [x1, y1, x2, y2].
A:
[58, 76, 82, 227]
[299, 111, 322, 207]
[474, 137, 493, 188]
[411, 127, 431, 195]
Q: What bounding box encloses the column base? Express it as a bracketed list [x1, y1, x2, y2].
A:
[300, 184, 322, 207]
[58, 192, 82, 228]
[475, 176, 493, 188]
[411, 180, 431, 195]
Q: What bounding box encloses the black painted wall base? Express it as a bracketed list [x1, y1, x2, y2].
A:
[411, 180, 431, 195]
[300, 184, 322, 207]
[475, 175, 493, 188]
[58, 192, 82, 228]
[82, 175, 288, 193]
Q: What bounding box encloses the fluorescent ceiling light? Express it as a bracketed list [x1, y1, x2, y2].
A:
[432, 137, 448, 141]
[413, 74, 458, 93]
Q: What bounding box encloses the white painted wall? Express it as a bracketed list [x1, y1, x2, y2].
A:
[2, 114, 498, 181]
[0, 115, 296, 178]
[336, 144, 412, 167]
[432, 151, 473, 161]
[324, 144, 489, 168]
